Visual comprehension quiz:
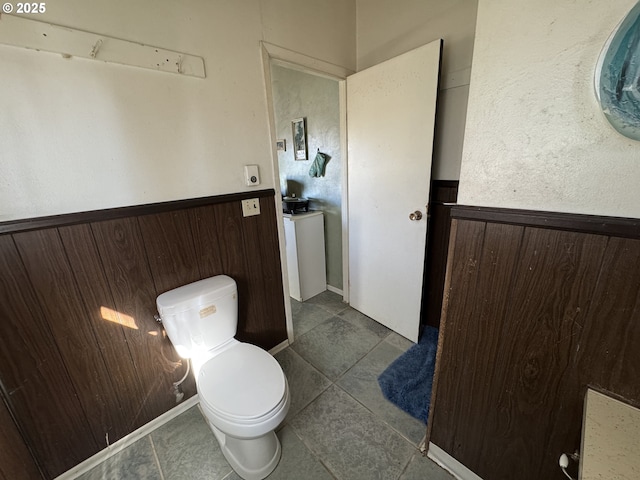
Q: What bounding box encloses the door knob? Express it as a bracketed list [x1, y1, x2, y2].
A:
[409, 210, 423, 221]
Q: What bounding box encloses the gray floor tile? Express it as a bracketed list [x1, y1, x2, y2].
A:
[337, 341, 427, 445]
[291, 315, 384, 380]
[292, 302, 335, 337]
[275, 348, 332, 422]
[224, 426, 334, 480]
[76, 437, 162, 480]
[399, 452, 454, 480]
[77, 295, 454, 480]
[338, 307, 391, 339]
[304, 290, 349, 315]
[384, 331, 415, 352]
[151, 406, 232, 480]
[290, 385, 416, 480]
[290, 297, 302, 317]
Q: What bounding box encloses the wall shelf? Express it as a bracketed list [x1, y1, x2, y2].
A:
[0, 13, 205, 78]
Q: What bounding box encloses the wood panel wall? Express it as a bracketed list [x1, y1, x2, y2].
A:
[0, 396, 42, 479]
[429, 206, 640, 480]
[0, 190, 287, 479]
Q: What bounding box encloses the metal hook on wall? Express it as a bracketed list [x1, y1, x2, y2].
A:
[89, 39, 103, 58]
[176, 55, 184, 74]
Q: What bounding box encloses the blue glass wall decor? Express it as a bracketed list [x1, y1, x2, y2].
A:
[595, 2, 640, 141]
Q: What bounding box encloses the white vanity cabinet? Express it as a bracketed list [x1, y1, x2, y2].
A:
[283, 211, 327, 301]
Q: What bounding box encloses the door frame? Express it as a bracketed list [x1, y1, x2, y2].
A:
[259, 42, 353, 344]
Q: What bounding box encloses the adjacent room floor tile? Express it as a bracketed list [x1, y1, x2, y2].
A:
[151, 406, 232, 480]
[292, 302, 335, 337]
[290, 385, 416, 480]
[275, 347, 332, 422]
[337, 340, 427, 445]
[304, 290, 349, 315]
[291, 315, 385, 380]
[76, 437, 162, 480]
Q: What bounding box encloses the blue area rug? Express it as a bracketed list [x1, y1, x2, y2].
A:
[377, 326, 439, 424]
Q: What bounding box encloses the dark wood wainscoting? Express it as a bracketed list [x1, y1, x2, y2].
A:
[0, 190, 286, 479]
[430, 206, 640, 480]
[0, 396, 42, 480]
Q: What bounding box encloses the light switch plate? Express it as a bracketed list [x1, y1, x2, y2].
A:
[241, 198, 261, 217]
[244, 165, 260, 186]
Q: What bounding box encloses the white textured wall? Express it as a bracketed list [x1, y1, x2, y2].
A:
[356, 0, 478, 180]
[0, 0, 356, 221]
[458, 0, 640, 218]
[260, 0, 356, 72]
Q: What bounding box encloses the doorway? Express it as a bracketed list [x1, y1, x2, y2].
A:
[262, 41, 441, 346]
[270, 65, 342, 295]
[261, 43, 352, 344]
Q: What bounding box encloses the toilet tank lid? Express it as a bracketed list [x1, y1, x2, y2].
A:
[156, 275, 236, 315]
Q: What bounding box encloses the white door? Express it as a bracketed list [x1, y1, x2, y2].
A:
[347, 40, 442, 342]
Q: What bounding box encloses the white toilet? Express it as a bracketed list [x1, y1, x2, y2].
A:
[156, 275, 290, 480]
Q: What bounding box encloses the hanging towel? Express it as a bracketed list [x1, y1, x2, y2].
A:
[309, 151, 328, 178]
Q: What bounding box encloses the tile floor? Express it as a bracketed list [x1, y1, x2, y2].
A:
[78, 291, 453, 480]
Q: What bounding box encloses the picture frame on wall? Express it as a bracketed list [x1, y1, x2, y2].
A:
[292, 117, 307, 160]
[276, 139, 286, 151]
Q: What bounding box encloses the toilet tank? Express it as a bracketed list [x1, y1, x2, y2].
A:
[156, 275, 238, 359]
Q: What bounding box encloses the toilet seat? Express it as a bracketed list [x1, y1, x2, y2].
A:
[197, 343, 287, 423]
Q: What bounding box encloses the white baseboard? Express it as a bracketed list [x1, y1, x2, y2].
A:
[428, 442, 484, 480]
[55, 395, 200, 480]
[268, 339, 290, 355]
[56, 342, 289, 479]
[326, 285, 343, 296]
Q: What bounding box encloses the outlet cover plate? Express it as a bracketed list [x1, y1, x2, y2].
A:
[241, 198, 261, 217]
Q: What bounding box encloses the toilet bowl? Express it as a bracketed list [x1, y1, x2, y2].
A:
[196, 340, 290, 479]
[156, 276, 290, 480]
